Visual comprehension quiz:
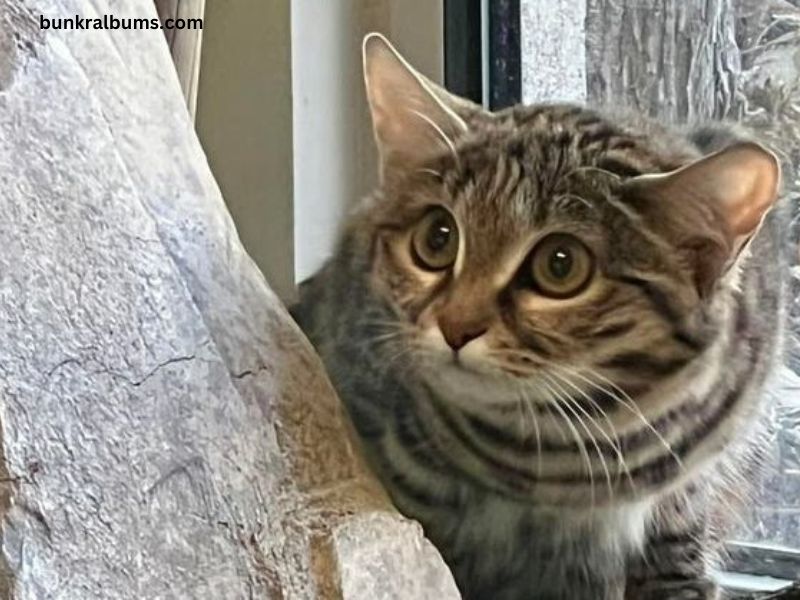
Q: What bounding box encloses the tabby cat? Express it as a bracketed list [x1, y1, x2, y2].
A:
[293, 34, 785, 600]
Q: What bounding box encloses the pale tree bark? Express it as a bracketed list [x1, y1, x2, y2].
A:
[0, 1, 459, 598]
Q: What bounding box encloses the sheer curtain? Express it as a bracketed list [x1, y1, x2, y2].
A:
[154, 0, 206, 120]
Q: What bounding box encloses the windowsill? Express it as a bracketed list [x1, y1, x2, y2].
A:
[716, 570, 794, 595]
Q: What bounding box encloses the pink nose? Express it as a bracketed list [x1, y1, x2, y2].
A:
[438, 317, 488, 351]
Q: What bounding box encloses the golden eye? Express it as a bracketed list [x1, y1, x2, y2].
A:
[411, 207, 459, 270]
[529, 234, 594, 298]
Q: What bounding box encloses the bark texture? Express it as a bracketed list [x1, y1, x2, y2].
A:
[585, 0, 800, 590]
[0, 1, 459, 598]
[586, 0, 742, 122]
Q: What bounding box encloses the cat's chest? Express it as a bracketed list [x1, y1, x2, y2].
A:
[414, 486, 652, 561]
[378, 430, 653, 594]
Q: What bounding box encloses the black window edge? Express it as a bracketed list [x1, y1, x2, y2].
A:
[444, 0, 483, 105]
[487, 0, 520, 110]
[444, 0, 520, 110]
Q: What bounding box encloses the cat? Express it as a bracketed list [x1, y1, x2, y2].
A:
[292, 33, 786, 600]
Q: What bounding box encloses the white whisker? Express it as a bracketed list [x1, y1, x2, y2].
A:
[542, 372, 614, 500]
[561, 365, 684, 472]
[536, 377, 596, 510]
[407, 108, 461, 168]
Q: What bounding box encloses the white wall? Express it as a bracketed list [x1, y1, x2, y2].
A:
[196, 0, 295, 300]
[196, 1, 442, 299]
[291, 0, 443, 283]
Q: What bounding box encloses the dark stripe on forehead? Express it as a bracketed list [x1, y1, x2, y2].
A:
[595, 156, 643, 178]
[573, 114, 604, 129]
[577, 125, 617, 150]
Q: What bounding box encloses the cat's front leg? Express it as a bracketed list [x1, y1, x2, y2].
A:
[625, 578, 718, 600]
[626, 487, 719, 600]
[625, 539, 718, 600]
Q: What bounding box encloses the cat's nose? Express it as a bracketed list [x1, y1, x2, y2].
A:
[438, 317, 488, 351]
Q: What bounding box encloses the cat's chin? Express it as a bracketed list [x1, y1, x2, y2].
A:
[419, 355, 529, 416]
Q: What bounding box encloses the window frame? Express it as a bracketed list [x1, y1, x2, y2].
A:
[443, 0, 521, 110]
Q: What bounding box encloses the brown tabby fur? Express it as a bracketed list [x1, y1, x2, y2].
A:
[293, 36, 786, 600]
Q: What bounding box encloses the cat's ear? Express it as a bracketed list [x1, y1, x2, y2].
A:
[625, 142, 780, 295]
[363, 33, 479, 179]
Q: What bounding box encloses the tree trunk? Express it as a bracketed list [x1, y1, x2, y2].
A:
[0, 1, 459, 598]
[586, 0, 742, 122]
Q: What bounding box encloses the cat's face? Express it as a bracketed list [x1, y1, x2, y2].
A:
[359, 35, 776, 410]
[366, 124, 700, 411]
[348, 34, 780, 503]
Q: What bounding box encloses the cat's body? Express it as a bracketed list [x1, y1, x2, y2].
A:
[294, 36, 785, 600]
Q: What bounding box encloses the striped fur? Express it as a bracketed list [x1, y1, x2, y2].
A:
[293, 103, 786, 599]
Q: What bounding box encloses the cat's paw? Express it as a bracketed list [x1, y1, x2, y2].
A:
[625, 579, 718, 600]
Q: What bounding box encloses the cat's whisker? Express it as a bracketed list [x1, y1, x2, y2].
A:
[541, 372, 614, 501]
[415, 167, 443, 180]
[535, 377, 596, 510]
[373, 338, 425, 371]
[516, 390, 543, 479]
[537, 363, 627, 461]
[546, 370, 636, 498]
[407, 108, 461, 169]
[565, 366, 685, 473]
[486, 355, 574, 444]
[485, 348, 683, 478]
[487, 357, 542, 379]
[546, 367, 624, 451]
[369, 329, 410, 344]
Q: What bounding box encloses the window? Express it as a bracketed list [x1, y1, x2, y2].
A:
[445, 0, 800, 592]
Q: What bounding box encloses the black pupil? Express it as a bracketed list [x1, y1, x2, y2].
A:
[548, 247, 573, 279]
[426, 218, 452, 253]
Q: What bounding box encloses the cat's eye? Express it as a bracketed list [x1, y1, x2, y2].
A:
[411, 207, 459, 270]
[528, 234, 593, 298]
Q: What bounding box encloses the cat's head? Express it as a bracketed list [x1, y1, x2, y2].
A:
[350, 35, 780, 502]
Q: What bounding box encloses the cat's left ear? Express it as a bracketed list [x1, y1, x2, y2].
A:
[363, 33, 484, 180]
[624, 142, 780, 293]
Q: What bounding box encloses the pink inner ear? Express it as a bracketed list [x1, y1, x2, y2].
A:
[655, 142, 781, 240]
[723, 155, 780, 237]
[363, 34, 467, 174]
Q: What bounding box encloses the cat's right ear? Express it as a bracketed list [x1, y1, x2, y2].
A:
[363, 33, 479, 180]
[624, 141, 780, 297]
